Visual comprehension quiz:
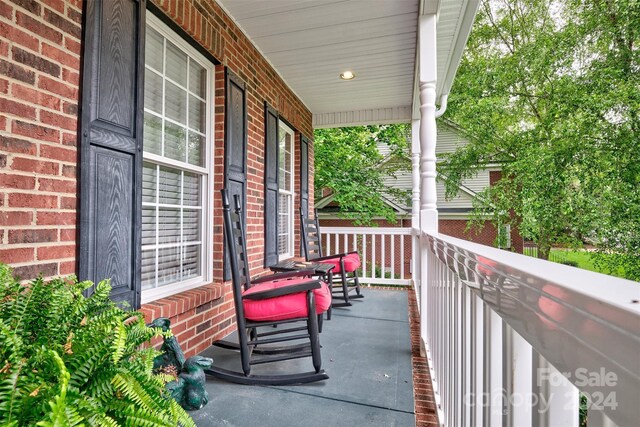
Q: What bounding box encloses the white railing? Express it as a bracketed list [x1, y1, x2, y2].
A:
[421, 231, 640, 427]
[320, 227, 413, 286]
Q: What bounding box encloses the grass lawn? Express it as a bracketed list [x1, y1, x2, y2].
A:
[550, 248, 626, 278]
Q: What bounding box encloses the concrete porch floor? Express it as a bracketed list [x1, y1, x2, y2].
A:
[192, 289, 416, 426]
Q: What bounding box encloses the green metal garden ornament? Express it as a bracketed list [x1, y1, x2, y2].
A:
[150, 317, 213, 410]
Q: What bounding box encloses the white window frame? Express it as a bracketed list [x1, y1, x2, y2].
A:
[141, 14, 214, 303]
[278, 122, 295, 260]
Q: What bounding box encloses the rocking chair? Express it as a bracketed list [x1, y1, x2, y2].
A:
[300, 209, 364, 309]
[205, 190, 331, 385]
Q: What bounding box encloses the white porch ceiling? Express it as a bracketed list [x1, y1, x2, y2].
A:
[216, 0, 478, 128]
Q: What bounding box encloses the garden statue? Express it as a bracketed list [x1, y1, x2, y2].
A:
[149, 317, 213, 410]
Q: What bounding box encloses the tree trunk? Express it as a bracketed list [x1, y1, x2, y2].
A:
[537, 242, 551, 260]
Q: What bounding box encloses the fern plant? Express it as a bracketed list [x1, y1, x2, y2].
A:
[0, 263, 196, 427]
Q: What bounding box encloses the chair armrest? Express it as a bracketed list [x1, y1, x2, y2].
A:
[242, 280, 322, 300]
[252, 270, 315, 284]
[311, 251, 358, 261]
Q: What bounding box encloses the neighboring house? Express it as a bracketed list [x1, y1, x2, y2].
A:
[318, 120, 524, 253]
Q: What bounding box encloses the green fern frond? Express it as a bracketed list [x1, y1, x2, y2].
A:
[112, 323, 127, 364]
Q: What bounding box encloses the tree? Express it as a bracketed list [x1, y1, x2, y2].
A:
[440, 0, 639, 279]
[314, 124, 411, 226]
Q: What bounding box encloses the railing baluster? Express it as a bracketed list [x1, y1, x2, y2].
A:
[362, 234, 367, 278]
[390, 234, 395, 278]
[381, 234, 386, 279]
[371, 234, 376, 278]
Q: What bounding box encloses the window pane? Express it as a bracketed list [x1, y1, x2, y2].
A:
[141, 249, 156, 290]
[144, 69, 163, 114]
[183, 172, 201, 206]
[141, 207, 156, 246]
[142, 163, 157, 203]
[158, 246, 181, 286]
[165, 81, 187, 124]
[166, 40, 187, 83]
[189, 60, 205, 97]
[164, 121, 186, 162]
[187, 132, 204, 167]
[278, 193, 290, 255]
[145, 27, 163, 72]
[183, 245, 201, 280]
[158, 208, 180, 244]
[143, 113, 162, 155]
[183, 209, 201, 242]
[159, 166, 181, 205]
[189, 95, 205, 132]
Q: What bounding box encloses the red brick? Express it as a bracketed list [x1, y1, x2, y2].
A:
[8, 193, 58, 209]
[12, 46, 61, 77]
[16, 11, 63, 44]
[0, 97, 36, 119]
[0, 22, 39, 51]
[12, 120, 60, 143]
[40, 110, 77, 131]
[0, 1, 12, 18]
[8, 228, 57, 244]
[61, 132, 77, 146]
[43, 9, 81, 38]
[10, 157, 58, 175]
[0, 247, 34, 264]
[66, 6, 81, 24]
[11, 83, 61, 110]
[60, 196, 75, 209]
[36, 212, 76, 224]
[8, 0, 40, 14]
[12, 262, 57, 280]
[0, 135, 37, 155]
[0, 173, 36, 189]
[61, 164, 75, 177]
[38, 75, 77, 99]
[42, 42, 79, 69]
[59, 260, 76, 275]
[62, 69, 79, 86]
[0, 211, 32, 226]
[37, 244, 75, 260]
[64, 37, 81, 55]
[41, 0, 64, 13]
[0, 77, 8, 94]
[38, 177, 75, 193]
[40, 144, 76, 162]
[60, 228, 75, 241]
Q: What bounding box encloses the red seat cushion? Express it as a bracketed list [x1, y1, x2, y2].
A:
[242, 278, 331, 322]
[320, 253, 361, 273]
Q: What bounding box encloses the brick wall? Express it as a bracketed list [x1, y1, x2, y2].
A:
[0, 0, 315, 358]
[0, 0, 82, 280]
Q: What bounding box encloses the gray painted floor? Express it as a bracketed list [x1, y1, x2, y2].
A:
[191, 289, 415, 426]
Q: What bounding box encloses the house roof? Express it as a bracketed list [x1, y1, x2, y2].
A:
[216, 0, 479, 128]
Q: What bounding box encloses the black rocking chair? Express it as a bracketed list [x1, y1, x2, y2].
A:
[205, 190, 331, 385]
[300, 208, 364, 309]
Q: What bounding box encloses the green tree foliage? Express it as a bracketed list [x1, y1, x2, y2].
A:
[314, 124, 411, 226]
[441, 0, 639, 279]
[0, 264, 195, 426]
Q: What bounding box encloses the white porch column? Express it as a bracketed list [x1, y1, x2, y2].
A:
[419, 14, 438, 232]
[411, 119, 421, 304]
[419, 13, 438, 354]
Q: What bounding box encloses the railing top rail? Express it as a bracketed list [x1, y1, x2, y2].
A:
[321, 226, 413, 235]
[424, 230, 640, 426]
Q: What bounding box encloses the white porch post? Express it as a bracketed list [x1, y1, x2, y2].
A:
[411, 119, 421, 306]
[419, 13, 438, 352]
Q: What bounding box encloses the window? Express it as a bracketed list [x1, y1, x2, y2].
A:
[278, 122, 295, 259]
[141, 15, 213, 302]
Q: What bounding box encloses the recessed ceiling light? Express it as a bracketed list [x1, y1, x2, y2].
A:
[340, 71, 356, 80]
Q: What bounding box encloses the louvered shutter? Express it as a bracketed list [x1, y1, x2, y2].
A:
[223, 70, 247, 280]
[264, 103, 279, 267]
[79, 0, 146, 308]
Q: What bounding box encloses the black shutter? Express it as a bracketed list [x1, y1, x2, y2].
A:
[78, 0, 146, 308]
[300, 135, 309, 218]
[264, 103, 279, 267]
[224, 70, 247, 280]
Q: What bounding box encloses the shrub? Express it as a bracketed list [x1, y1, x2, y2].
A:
[0, 263, 195, 427]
